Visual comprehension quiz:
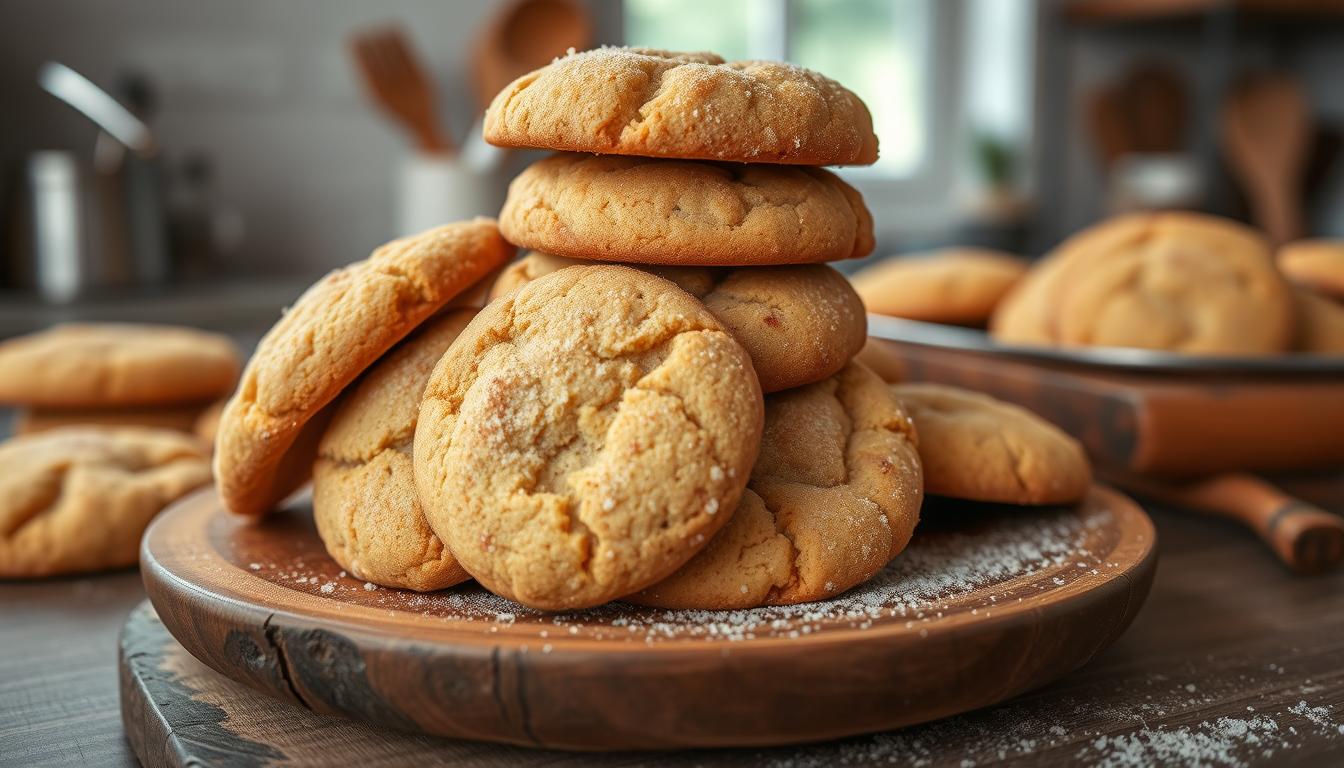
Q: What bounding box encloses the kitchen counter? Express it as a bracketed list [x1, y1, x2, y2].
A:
[3, 501, 1343, 767]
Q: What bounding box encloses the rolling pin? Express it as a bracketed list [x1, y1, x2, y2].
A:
[1106, 471, 1344, 575]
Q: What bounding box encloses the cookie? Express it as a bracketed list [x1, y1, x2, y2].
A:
[1294, 288, 1344, 354]
[499, 153, 874, 266]
[0, 427, 212, 577]
[313, 310, 476, 592]
[630, 361, 921, 609]
[15, 403, 207, 437]
[1279, 239, 1344, 300]
[1052, 213, 1291, 354]
[0, 324, 239, 408]
[989, 215, 1160, 346]
[853, 248, 1028, 326]
[488, 251, 865, 392]
[413, 265, 763, 610]
[891, 384, 1091, 505]
[215, 219, 512, 517]
[988, 252, 1072, 346]
[484, 47, 878, 166]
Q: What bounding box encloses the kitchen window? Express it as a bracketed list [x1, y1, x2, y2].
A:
[624, 0, 1036, 231]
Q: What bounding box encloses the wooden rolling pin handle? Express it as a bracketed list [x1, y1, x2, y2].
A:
[1181, 474, 1344, 575]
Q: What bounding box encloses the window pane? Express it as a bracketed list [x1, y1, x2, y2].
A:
[790, 0, 930, 176]
[624, 0, 757, 62]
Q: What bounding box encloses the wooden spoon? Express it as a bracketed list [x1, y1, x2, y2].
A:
[350, 26, 453, 154]
[471, 0, 593, 112]
[1105, 470, 1344, 575]
[1222, 74, 1312, 246]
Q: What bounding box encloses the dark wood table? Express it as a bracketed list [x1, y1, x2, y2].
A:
[4, 502, 1344, 767]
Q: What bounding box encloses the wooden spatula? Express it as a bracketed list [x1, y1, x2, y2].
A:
[1222, 74, 1311, 246]
[1104, 471, 1344, 575]
[350, 26, 452, 155]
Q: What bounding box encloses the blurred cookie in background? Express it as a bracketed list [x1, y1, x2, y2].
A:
[0, 427, 212, 578]
[852, 248, 1028, 327]
[1279, 239, 1344, 301]
[0, 323, 239, 408]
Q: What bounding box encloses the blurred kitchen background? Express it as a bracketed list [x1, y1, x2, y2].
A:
[5, 0, 1344, 337]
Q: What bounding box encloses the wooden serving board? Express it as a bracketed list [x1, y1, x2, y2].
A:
[873, 339, 1344, 477]
[139, 486, 1156, 751]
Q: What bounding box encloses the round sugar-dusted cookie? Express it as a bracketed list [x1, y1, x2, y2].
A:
[0, 323, 238, 408]
[413, 265, 764, 611]
[853, 248, 1028, 326]
[488, 251, 865, 393]
[499, 153, 873, 266]
[0, 427, 212, 577]
[214, 219, 512, 517]
[630, 361, 922, 609]
[313, 310, 476, 592]
[892, 384, 1091, 505]
[484, 47, 878, 166]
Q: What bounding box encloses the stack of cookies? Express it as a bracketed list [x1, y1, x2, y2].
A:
[202, 48, 1097, 614]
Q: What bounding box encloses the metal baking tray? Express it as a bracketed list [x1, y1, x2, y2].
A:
[867, 315, 1344, 376]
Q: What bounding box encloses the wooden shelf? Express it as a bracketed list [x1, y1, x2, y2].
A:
[1067, 0, 1344, 25]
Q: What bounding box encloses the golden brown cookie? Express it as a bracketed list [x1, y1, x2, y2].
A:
[853, 248, 1028, 326]
[488, 251, 865, 392]
[499, 153, 873, 266]
[1279, 239, 1344, 300]
[0, 324, 238, 408]
[1052, 213, 1291, 354]
[988, 252, 1072, 346]
[485, 48, 878, 166]
[14, 403, 208, 437]
[0, 427, 212, 577]
[215, 219, 512, 517]
[631, 361, 922, 609]
[1294, 288, 1344, 355]
[413, 265, 764, 610]
[313, 310, 476, 592]
[892, 384, 1091, 505]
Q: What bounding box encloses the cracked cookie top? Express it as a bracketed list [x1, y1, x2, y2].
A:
[0, 323, 239, 408]
[630, 361, 922, 609]
[484, 47, 878, 166]
[488, 251, 866, 393]
[499, 153, 873, 266]
[0, 427, 212, 577]
[891, 384, 1091, 506]
[413, 265, 763, 611]
[215, 219, 512, 517]
[313, 310, 477, 592]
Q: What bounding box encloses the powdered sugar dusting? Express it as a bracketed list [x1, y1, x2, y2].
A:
[275, 504, 1112, 644]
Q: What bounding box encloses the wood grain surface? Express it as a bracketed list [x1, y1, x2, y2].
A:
[6, 498, 1344, 766]
[139, 487, 1155, 750]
